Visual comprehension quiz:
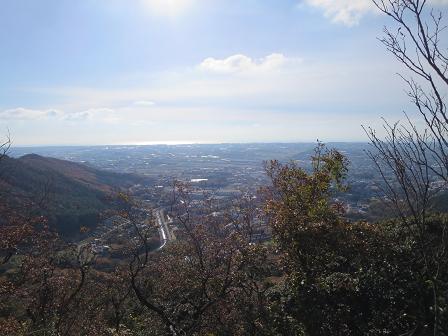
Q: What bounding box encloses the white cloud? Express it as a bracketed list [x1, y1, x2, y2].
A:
[63, 111, 92, 121]
[133, 100, 156, 107]
[140, 0, 195, 17]
[304, 0, 374, 26]
[0, 107, 118, 124]
[63, 108, 118, 123]
[304, 0, 448, 26]
[199, 53, 301, 74]
[0, 107, 62, 120]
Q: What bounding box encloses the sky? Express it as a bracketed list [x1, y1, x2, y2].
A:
[0, 0, 446, 146]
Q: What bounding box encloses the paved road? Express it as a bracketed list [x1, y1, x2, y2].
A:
[154, 209, 172, 250]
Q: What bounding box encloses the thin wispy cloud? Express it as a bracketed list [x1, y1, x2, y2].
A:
[16, 52, 404, 132]
[304, 0, 448, 26]
[0, 107, 119, 124]
[63, 108, 118, 122]
[0, 108, 62, 121]
[199, 54, 301, 74]
[133, 100, 156, 107]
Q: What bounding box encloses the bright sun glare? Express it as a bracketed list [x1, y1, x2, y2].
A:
[141, 0, 195, 17]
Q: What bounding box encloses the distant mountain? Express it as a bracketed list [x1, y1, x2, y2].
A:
[0, 154, 152, 238]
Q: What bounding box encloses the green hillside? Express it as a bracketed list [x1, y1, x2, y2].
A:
[0, 154, 151, 238]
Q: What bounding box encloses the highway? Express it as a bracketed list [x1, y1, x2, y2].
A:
[154, 209, 172, 250]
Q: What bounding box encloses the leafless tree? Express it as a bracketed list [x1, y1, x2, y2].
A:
[119, 183, 269, 335]
[0, 133, 11, 180]
[365, 0, 448, 215]
[365, 1, 448, 334]
[0, 132, 10, 162]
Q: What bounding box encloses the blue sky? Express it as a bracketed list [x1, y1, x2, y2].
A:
[0, 0, 446, 145]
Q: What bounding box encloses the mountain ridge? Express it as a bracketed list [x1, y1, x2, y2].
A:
[0, 154, 152, 237]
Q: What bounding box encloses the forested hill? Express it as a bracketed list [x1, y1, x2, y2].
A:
[0, 154, 151, 237]
[17, 154, 148, 192]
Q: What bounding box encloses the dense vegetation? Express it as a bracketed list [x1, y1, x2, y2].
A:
[0, 154, 150, 236]
[1, 144, 447, 335]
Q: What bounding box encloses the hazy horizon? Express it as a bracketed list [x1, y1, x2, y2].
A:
[11, 140, 371, 149]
